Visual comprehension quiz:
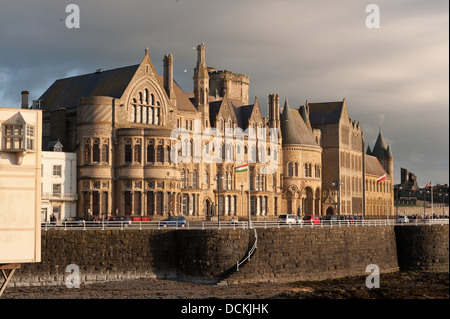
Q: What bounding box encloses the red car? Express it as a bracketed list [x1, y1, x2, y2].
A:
[303, 215, 321, 225]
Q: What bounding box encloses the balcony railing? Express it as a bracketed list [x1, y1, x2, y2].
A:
[41, 192, 78, 201]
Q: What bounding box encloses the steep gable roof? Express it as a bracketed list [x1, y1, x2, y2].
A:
[39, 65, 140, 111]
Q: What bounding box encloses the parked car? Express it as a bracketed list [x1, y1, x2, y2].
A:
[278, 214, 300, 224]
[107, 216, 132, 227]
[397, 215, 409, 223]
[161, 216, 187, 227]
[321, 215, 338, 225]
[63, 217, 85, 226]
[303, 215, 321, 225]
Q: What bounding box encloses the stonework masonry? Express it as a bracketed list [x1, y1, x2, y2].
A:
[9, 225, 448, 287]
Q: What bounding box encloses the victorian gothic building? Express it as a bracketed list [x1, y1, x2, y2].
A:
[36, 44, 394, 220]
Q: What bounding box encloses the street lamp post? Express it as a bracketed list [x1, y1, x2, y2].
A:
[214, 171, 224, 227]
[441, 193, 448, 218]
[395, 186, 402, 221]
[421, 190, 430, 219]
[331, 180, 343, 219]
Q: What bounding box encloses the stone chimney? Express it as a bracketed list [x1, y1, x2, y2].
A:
[163, 54, 176, 105]
[21, 91, 29, 109]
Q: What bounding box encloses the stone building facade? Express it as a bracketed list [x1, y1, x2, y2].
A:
[36, 44, 394, 220]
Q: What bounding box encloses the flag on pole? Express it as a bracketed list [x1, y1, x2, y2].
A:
[376, 174, 386, 183]
[235, 164, 248, 173]
[425, 182, 432, 188]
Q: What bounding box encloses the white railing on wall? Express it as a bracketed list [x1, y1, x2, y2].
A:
[41, 218, 448, 231]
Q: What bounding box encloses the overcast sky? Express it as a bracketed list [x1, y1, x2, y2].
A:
[1, 0, 448, 186]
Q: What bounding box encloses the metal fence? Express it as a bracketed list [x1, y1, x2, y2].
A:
[41, 218, 448, 231]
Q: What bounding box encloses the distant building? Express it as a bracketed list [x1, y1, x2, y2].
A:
[41, 143, 77, 222]
[399, 167, 419, 191]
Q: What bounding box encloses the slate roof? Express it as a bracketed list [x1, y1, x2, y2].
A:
[307, 101, 344, 125]
[280, 100, 318, 147]
[39, 64, 200, 114]
[39, 65, 140, 111]
[365, 154, 387, 177]
[371, 130, 393, 159]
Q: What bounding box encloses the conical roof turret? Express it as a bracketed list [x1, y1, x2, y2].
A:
[371, 129, 393, 159]
[280, 98, 317, 146]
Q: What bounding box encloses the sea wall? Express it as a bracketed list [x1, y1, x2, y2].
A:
[8, 224, 448, 287]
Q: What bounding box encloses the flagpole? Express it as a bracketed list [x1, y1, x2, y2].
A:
[431, 181, 433, 219]
[386, 179, 388, 221]
[248, 165, 251, 229]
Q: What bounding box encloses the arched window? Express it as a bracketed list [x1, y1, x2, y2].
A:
[288, 162, 293, 177]
[181, 169, 186, 188]
[147, 143, 154, 162]
[131, 104, 136, 122]
[204, 170, 209, 187]
[102, 143, 109, 163]
[125, 141, 132, 163]
[131, 91, 161, 125]
[134, 140, 141, 164]
[84, 141, 91, 164]
[193, 170, 198, 189]
[92, 139, 100, 163]
[294, 162, 298, 177]
[250, 145, 256, 162]
[144, 89, 149, 104]
[156, 145, 163, 162]
[226, 143, 233, 161]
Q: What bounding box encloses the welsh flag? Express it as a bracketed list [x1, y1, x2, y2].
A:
[235, 164, 248, 173]
[376, 174, 386, 183]
[425, 182, 432, 188]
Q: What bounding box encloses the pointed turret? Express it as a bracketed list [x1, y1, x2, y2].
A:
[193, 43, 209, 116]
[371, 129, 389, 159]
[366, 144, 372, 155]
[371, 129, 394, 178]
[280, 98, 317, 146]
[299, 101, 312, 132]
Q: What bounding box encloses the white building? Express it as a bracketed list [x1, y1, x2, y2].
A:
[0, 103, 42, 266]
[41, 142, 77, 222]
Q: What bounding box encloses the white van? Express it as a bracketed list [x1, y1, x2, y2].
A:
[278, 214, 299, 224]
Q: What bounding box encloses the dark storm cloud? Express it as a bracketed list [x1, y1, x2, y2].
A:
[0, 0, 448, 185]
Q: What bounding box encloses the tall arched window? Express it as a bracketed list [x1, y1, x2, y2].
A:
[204, 170, 209, 187]
[181, 169, 186, 188]
[288, 162, 293, 177]
[92, 139, 100, 163]
[156, 145, 163, 162]
[147, 143, 154, 162]
[193, 170, 198, 189]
